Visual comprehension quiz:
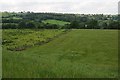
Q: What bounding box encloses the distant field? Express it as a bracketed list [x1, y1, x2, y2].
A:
[42, 19, 70, 26]
[3, 29, 118, 78]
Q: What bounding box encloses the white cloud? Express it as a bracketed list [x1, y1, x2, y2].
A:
[0, 0, 119, 14]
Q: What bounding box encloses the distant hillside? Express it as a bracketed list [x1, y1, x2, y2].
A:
[42, 19, 70, 26]
[1, 12, 120, 29]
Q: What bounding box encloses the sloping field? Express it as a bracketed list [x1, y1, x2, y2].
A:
[3, 29, 118, 78]
[42, 19, 70, 26]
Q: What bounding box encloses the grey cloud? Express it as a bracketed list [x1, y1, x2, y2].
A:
[0, 1, 118, 14]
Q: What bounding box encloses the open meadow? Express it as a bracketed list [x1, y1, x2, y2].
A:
[2, 29, 118, 78]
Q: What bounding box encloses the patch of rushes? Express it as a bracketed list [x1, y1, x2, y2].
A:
[2, 29, 68, 51]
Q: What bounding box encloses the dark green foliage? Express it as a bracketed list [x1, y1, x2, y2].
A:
[108, 21, 119, 29]
[70, 21, 79, 29]
[2, 12, 119, 29]
[26, 21, 36, 29]
[86, 20, 98, 29]
[2, 23, 18, 29]
[78, 22, 85, 29]
[18, 21, 26, 29]
[98, 21, 108, 29]
[62, 24, 71, 29]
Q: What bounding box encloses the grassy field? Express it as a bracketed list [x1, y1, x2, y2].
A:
[3, 29, 118, 78]
[42, 19, 70, 26]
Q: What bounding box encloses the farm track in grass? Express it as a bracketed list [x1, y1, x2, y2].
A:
[3, 29, 118, 78]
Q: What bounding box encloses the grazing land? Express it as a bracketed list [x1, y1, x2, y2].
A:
[3, 29, 118, 78]
[42, 19, 70, 26]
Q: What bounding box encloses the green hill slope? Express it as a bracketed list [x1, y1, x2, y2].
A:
[42, 19, 70, 26]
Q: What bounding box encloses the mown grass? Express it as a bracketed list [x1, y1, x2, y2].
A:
[3, 29, 118, 78]
[42, 19, 70, 26]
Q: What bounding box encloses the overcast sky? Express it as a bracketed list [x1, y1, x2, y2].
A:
[0, 0, 119, 14]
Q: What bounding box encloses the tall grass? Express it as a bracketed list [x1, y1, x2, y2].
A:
[3, 29, 118, 78]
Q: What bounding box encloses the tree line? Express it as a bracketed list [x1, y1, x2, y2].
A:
[2, 12, 120, 29]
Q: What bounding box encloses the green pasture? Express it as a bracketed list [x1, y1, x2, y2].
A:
[2, 29, 118, 78]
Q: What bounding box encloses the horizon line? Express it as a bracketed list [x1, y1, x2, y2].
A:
[0, 11, 118, 15]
